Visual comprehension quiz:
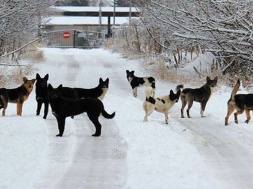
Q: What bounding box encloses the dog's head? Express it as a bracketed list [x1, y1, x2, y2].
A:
[48, 84, 62, 100]
[36, 73, 49, 88]
[23, 77, 36, 93]
[206, 76, 218, 88]
[126, 70, 135, 82]
[169, 89, 181, 103]
[98, 78, 109, 89]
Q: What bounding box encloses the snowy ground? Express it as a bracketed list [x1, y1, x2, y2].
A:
[1, 48, 253, 189]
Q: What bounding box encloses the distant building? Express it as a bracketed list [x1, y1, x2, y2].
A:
[42, 6, 139, 48]
[43, 6, 139, 32]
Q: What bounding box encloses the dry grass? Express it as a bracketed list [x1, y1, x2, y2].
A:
[141, 55, 230, 90]
[0, 43, 42, 87]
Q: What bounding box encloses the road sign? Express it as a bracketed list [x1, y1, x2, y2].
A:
[62, 31, 71, 39]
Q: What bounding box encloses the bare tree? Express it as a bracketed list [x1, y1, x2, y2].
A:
[0, 0, 52, 58]
[134, 0, 253, 74]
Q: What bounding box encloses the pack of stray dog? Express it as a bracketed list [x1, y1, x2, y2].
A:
[35, 73, 113, 136]
[1, 68, 251, 137]
[0, 73, 113, 137]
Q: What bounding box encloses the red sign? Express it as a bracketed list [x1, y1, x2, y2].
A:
[62, 31, 71, 39]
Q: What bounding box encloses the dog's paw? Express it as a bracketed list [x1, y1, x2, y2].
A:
[92, 133, 101, 137]
[56, 134, 63, 137]
[245, 120, 249, 124]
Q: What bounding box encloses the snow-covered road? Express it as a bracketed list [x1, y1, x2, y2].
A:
[1, 48, 253, 189]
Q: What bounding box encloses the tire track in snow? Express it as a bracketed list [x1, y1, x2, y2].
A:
[42, 51, 128, 188]
[171, 112, 253, 189]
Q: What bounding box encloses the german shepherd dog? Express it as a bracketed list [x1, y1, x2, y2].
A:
[0, 77, 36, 116]
[48, 84, 115, 137]
[74, 78, 109, 101]
[35, 73, 49, 119]
[225, 79, 253, 126]
[143, 87, 181, 124]
[177, 76, 218, 118]
[126, 70, 155, 98]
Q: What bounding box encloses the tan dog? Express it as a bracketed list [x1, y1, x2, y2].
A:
[0, 77, 36, 116]
[143, 87, 181, 124]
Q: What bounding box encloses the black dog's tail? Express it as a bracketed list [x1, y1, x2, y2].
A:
[176, 84, 184, 92]
[102, 110, 115, 119]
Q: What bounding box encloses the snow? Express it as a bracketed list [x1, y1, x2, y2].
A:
[1, 48, 253, 188]
[46, 16, 132, 25]
[51, 6, 139, 13]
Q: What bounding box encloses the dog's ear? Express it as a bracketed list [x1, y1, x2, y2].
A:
[31, 79, 36, 84]
[36, 73, 41, 80]
[214, 76, 218, 82]
[44, 74, 49, 81]
[131, 71, 135, 74]
[57, 84, 63, 91]
[23, 77, 28, 83]
[48, 84, 53, 92]
[105, 78, 109, 83]
[206, 76, 210, 81]
[177, 89, 181, 96]
[126, 70, 129, 74]
[99, 78, 103, 83]
[170, 90, 175, 95]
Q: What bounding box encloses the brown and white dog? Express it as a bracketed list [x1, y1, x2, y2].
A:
[143, 87, 181, 124]
[0, 77, 36, 116]
[225, 79, 253, 126]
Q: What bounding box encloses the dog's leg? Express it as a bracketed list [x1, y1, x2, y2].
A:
[234, 110, 244, 124]
[56, 116, 66, 137]
[133, 87, 137, 98]
[36, 100, 43, 116]
[2, 105, 7, 116]
[17, 103, 23, 116]
[164, 110, 169, 124]
[200, 101, 207, 117]
[43, 102, 49, 119]
[245, 109, 251, 124]
[225, 104, 234, 126]
[181, 98, 187, 118]
[143, 103, 155, 122]
[186, 101, 193, 118]
[87, 113, 101, 137]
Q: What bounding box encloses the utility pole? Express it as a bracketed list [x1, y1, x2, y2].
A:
[99, 0, 102, 37]
[129, 0, 132, 25]
[113, 0, 116, 26]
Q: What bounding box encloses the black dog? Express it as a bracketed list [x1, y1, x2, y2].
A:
[126, 70, 155, 98]
[48, 84, 115, 137]
[35, 73, 79, 119]
[35, 73, 49, 119]
[74, 78, 109, 101]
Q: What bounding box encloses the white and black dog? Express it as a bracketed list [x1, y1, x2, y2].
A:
[126, 70, 155, 98]
[143, 87, 181, 124]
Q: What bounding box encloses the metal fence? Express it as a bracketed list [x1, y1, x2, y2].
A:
[42, 29, 106, 48]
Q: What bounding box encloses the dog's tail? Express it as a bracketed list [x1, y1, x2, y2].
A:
[151, 79, 156, 90]
[145, 87, 155, 99]
[176, 84, 184, 92]
[102, 109, 115, 119]
[230, 79, 240, 101]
